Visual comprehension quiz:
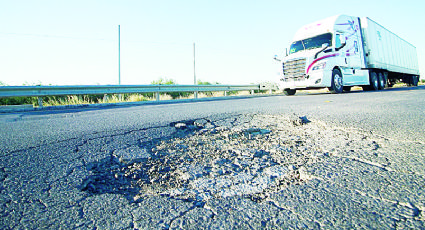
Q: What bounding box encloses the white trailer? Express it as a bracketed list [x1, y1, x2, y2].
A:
[277, 15, 420, 95]
[361, 17, 419, 86]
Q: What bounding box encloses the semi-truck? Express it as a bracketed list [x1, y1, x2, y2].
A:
[277, 14, 420, 95]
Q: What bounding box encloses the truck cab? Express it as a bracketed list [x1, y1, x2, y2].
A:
[279, 15, 370, 95]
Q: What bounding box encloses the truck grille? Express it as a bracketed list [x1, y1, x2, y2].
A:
[283, 58, 306, 80]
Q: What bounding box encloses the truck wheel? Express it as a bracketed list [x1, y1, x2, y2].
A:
[329, 69, 343, 94]
[369, 71, 379, 90]
[378, 72, 386, 90]
[283, 89, 296, 96]
[343, 86, 352, 92]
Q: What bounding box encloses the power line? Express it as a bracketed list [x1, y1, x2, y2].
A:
[0, 32, 193, 46]
[0, 32, 113, 42]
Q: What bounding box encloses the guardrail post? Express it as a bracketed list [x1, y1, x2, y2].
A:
[194, 91, 198, 99]
[38, 97, 43, 108]
[251, 90, 254, 95]
[155, 92, 160, 101]
[269, 89, 273, 94]
[224, 91, 227, 97]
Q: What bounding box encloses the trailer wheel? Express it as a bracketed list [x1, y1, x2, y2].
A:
[378, 72, 386, 90]
[412, 75, 419, 86]
[283, 89, 296, 96]
[369, 71, 379, 90]
[329, 69, 343, 94]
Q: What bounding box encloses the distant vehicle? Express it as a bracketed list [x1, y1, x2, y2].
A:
[276, 15, 420, 95]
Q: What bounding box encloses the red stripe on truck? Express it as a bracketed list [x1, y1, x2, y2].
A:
[306, 53, 339, 74]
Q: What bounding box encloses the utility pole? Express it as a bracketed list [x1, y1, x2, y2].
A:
[118, 25, 122, 101]
[118, 25, 121, 85]
[193, 42, 196, 84]
[193, 42, 198, 98]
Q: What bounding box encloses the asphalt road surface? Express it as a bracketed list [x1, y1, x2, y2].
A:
[1, 86, 424, 229]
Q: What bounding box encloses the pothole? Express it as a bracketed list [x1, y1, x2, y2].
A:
[80, 114, 389, 204]
[133, 123, 311, 202]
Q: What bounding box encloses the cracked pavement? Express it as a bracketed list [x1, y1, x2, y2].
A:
[1, 87, 425, 229]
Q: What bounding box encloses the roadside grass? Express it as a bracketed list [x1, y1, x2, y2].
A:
[43, 94, 150, 106]
[1, 78, 266, 107]
[100, 94, 149, 104]
[0, 90, 263, 107]
[44, 95, 95, 106]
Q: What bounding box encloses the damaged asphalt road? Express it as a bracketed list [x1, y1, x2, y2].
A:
[1, 87, 425, 229]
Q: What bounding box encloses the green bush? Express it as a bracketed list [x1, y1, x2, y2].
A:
[0, 82, 37, 105]
[226, 90, 239, 96]
[0, 96, 38, 106]
[151, 78, 193, 99]
[254, 89, 268, 94]
[197, 80, 220, 96]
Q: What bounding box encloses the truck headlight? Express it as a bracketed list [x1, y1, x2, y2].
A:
[312, 62, 326, 71]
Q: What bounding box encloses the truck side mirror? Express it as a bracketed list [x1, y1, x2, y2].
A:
[335, 34, 346, 51]
[340, 36, 346, 46]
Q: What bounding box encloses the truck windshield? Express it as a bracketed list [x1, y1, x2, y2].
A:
[289, 33, 332, 54]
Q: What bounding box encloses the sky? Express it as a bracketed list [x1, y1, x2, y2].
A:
[0, 0, 424, 86]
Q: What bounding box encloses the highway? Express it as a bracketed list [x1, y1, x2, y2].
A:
[1, 86, 425, 229]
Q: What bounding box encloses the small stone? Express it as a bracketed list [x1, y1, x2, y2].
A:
[198, 128, 209, 134]
[288, 165, 296, 171]
[215, 126, 229, 132]
[194, 119, 208, 127]
[298, 166, 314, 181]
[114, 147, 150, 164]
[179, 172, 190, 181]
[289, 114, 310, 126]
[204, 123, 215, 129]
[175, 123, 187, 129]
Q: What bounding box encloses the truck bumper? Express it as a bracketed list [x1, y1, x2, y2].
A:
[278, 70, 329, 89]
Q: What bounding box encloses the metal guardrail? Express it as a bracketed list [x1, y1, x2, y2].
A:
[0, 84, 261, 97]
[0, 84, 276, 107]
